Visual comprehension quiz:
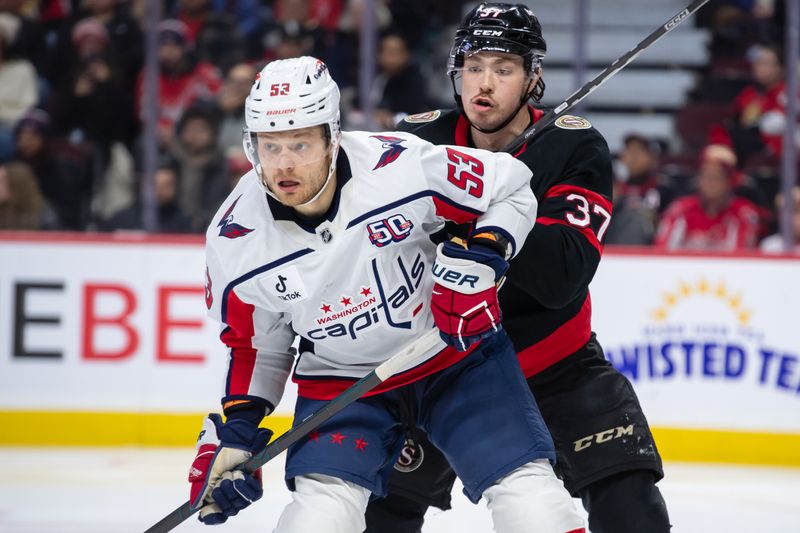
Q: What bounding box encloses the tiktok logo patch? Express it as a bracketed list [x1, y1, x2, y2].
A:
[261, 266, 308, 303]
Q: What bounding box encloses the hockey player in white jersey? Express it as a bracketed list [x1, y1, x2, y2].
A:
[186, 56, 585, 533]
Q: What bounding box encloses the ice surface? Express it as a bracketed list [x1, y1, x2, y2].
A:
[0, 448, 798, 532]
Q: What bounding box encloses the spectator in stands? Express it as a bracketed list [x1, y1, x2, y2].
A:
[214, 61, 256, 154]
[371, 31, 432, 128]
[12, 109, 90, 230]
[0, 13, 37, 161]
[170, 104, 228, 232]
[261, 0, 329, 67]
[46, 0, 142, 91]
[0, 0, 48, 75]
[99, 156, 194, 233]
[205, 0, 267, 59]
[700, 1, 761, 73]
[136, 19, 222, 150]
[325, 0, 392, 91]
[263, 23, 315, 62]
[174, 0, 245, 74]
[760, 186, 800, 253]
[0, 160, 58, 230]
[618, 134, 677, 212]
[605, 134, 674, 245]
[655, 144, 760, 251]
[728, 44, 788, 162]
[346, 30, 428, 129]
[50, 18, 133, 147]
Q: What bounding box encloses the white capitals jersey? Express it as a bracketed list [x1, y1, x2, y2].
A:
[204, 130, 536, 411]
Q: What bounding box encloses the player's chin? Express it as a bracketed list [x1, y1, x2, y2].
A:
[467, 114, 503, 132]
[276, 192, 306, 206]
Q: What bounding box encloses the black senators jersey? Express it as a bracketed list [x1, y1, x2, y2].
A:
[399, 107, 613, 376]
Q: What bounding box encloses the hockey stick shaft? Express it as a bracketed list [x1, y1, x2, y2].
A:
[503, 0, 711, 154]
[144, 328, 442, 533]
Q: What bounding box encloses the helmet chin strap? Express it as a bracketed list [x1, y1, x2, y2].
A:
[296, 141, 340, 207]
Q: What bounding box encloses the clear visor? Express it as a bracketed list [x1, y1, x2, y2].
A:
[247, 128, 331, 171]
[448, 37, 542, 76]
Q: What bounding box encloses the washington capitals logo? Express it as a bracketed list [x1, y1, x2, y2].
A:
[371, 135, 407, 170]
[217, 195, 254, 239]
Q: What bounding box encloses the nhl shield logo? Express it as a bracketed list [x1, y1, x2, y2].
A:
[393, 439, 425, 473]
[319, 227, 333, 243]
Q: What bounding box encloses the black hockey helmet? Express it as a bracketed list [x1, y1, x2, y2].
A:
[448, 3, 547, 103]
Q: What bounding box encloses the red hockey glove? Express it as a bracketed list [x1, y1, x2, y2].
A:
[188, 413, 273, 525]
[431, 241, 509, 351]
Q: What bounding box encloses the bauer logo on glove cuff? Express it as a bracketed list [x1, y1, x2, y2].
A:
[432, 264, 481, 289]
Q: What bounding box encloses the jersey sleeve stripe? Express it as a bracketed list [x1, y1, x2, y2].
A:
[517, 293, 592, 377]
[221, 290, 257, 397]
[544, 184, 613, 213]
[537, 216, 603, 253]
[432, 195, 481, 224]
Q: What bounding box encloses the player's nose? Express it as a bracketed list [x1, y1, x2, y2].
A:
[276, 153, 298, 170]
[479, 72, 494, 92]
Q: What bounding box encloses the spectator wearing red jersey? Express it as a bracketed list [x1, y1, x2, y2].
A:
[729, 44, 790, 160]
[135, 19, 222, 149]
[655, 144, 760, 251]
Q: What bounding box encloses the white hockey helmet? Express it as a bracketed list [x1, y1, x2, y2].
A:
[243, 56, 342, 205]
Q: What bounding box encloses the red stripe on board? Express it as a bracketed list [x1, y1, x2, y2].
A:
[221, 291, 258, 396]
[518, 294, 592, 377]
[545, 184, 613, 214]
[0, 235, 797, 261]
[294, 342, 480, 400]
[0, 230, 205, 245]
[604, 245, 800, 261]
[432, 196, 479, 224]
[537, 216, 602, 254]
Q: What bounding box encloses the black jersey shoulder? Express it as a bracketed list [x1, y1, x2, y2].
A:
[520, 114, 613, 199]
[396, 109, 460, 145]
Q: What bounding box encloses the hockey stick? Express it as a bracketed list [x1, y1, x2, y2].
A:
[503, 0, 711, 154]
[144, 327, 443, 533]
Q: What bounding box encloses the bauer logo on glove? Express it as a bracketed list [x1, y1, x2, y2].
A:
[430, 240, 508, 351]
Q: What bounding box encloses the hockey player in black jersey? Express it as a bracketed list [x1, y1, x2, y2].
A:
[364, 3, 671, 533]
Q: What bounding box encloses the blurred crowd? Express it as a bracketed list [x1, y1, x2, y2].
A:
[610, 0, 800, 253]
[0, 0, 458, 234]
[0, 0, 797, 253]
